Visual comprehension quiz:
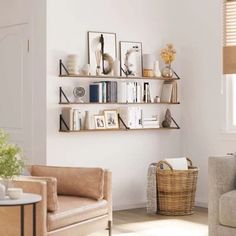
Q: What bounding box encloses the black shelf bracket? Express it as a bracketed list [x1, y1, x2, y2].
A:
[59, 87, 70, 104]
[60, 114, 70, 131]
[171, 117, 180, 129]
[59, 59, 69, 76]
[118, 114, 130, 130]
[172, 70, 181, 80]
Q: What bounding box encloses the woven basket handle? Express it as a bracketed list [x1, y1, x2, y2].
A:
[157, 158, 193, 171]
[156, 160, 174, 171]
[187, 158, 193, 167]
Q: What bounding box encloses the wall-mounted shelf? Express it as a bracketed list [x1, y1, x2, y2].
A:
[59, 74, 180, 81]
[59, 127, 180, 133]
[59, 102, 180, 105]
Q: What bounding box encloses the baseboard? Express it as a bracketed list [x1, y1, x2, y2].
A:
[195, 201, 208, 208]
[114, 202, 146, 211]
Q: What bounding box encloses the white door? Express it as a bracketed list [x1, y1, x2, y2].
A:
[0, 23, 32, 157]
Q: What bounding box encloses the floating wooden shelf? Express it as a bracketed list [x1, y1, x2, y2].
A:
[59, 102, 180, 105]
[59, 74, 180, 81]
[59, 127, 180, 133]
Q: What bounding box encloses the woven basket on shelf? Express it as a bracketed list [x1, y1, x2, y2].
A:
[156, 158, 198, 216]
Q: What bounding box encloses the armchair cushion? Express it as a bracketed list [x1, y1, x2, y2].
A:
[219, 190, 236, 227]
[20, 176, 58, 212]
[31, 165, 104, 200]
[47, 195, 108, 231]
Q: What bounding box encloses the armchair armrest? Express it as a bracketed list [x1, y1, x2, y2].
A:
[208, 156, 236, 235]
[14, 178, 47, 236]
[104, 170, 112, 221]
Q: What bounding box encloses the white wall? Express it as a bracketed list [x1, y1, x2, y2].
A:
[46, 0, 181, 209]
[165, 0, 235, 206]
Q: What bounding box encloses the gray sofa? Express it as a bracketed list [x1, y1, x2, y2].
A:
[209, 156, 236, 236]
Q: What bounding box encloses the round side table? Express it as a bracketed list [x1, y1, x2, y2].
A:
[0, 193, 42, 236]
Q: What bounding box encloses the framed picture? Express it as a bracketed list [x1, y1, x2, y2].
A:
[88, 31, 117, 76]
[94, 115, 106, 129]
[104, 110, 119, 129]
[119, 41, 143, 77]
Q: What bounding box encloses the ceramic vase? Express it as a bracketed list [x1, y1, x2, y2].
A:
[84, 111, 91, 130]
[66, 54, 79, 75]
[154, 60, 161, 77]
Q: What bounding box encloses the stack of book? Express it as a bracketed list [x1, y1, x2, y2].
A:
[160, 81, 178, 103]
[89, 81, 152, 103]
[142, 117, 160, 128]
[90, 81, 117, 103]
[61, 107, 82, 131]
[119, 107, 143, 129]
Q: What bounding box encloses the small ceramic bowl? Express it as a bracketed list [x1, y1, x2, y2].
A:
[7, 188, 23, 200]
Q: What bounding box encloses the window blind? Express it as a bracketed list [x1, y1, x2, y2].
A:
[224, 0, 236, 74]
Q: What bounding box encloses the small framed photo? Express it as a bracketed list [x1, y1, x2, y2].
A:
[104, 110, 119, 129]
[94, 115, 106, 129]
[88, 31, 117, 76]
[120, 41, 143, 77]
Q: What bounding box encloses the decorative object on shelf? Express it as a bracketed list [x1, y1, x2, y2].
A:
[84, 111, 92, 130]
[0, 129, 25, 192]
[0, 184, 6, 200]
[73, 87, 85, 103]
[143, 82, 152, 103]
[66, 54, 79, 75]
[80, 64, 91, 76]
[120, 41, 143, 77]
[94, 115, 106, 129]
[104, 110, 119, 129]
[162, 109, 180, 129]
[154, 96, 161, 103]
[154, 60, 161, 77]
[113, 58, 120, 76]
[143, 54, 154, 77]
[88, 31, 117, 76]
[95, 50, 102, 75]
[7, 187, 23, 200]
[160, 44, 176, 78]
[161, 81, 178, 103]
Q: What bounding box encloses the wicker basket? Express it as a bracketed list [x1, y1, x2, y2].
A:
[156, 158, 198, 216]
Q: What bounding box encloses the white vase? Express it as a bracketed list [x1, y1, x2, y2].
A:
[66, 54, 79, 75]
[154, 60, 161, 77]
[84, 111, 91, 130]
[113, 59, 120, 77]
[0, 184, 6, 200]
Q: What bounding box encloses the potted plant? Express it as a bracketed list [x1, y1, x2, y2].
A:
[160, 44, 176, 78]
[0, 129, 25, 190]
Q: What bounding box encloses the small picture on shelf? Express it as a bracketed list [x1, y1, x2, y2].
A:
[94, 115, 106, 129]
[88, 31, 117, 76]
[120, 41, 143, 77]
[104, 110, 119, 129]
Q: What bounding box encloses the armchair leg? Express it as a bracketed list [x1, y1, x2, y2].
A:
[108, 220, 112, 236]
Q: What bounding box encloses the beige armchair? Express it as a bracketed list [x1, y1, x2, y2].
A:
[209, 156, 236, 236]
[0, 166, 112, 236]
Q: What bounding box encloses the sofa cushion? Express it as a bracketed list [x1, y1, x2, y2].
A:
[219, 190, 236, 227]
[20, 176, 59, 212]
[31, 165, 104, 200]
[47, 195, 108, 231]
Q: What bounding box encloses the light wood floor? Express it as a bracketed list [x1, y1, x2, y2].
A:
[91, 207, 208, 236]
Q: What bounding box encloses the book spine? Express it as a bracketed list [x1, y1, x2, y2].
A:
[89, 84, 99, 103]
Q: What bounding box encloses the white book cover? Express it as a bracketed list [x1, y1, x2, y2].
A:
[135, 107, 143, 128]
[161, 83, 173, 103]
[137, 83, 141, 103]
[98, 83, 103, 103]
[117, 82, 127, 103]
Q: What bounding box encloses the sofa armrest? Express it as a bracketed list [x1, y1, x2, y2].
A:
[208, 156, 236, 236]
[14, 178, 47, 236]
[104, 170, 112, 221]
